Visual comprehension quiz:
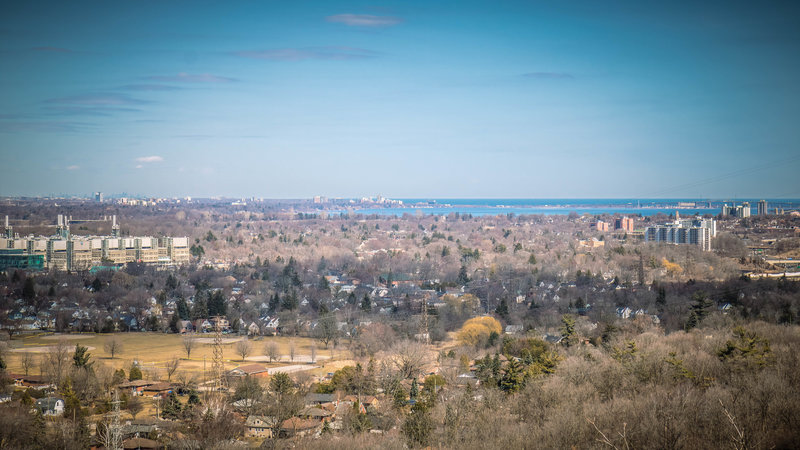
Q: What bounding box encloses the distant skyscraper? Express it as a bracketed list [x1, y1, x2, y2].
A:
[757, 200, 768, 216]
[95, 192, 103, 202]
[739, 202, 751, 218]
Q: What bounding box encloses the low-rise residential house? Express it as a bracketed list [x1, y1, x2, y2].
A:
[305, 393, 335, 406]
[298, 407, 334, 422]
[245, 416, 275, 438]
[247, 322, 261, 336]
[10, 373, 52, 389]
[142, 382, 175, 399]
[178, 320, 194, 333]
[35, 397, 65, 416]
[228, 364, 270, 378]
[121, 423, 159, 440]
[505, 325, 524, 335]
[343, 395, 379, 409]
[194, 319, 212, 332]
[118, 380, 158, 396]
[279, 417, 321, 437]
[210, 317, 229, 330]
[122, 437, 163, 450]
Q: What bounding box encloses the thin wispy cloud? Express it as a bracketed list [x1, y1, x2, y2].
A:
[118, 84, 182, 91]
[31, 46, 73, 53]
[0, 121, 90, 133]
[145, 73, 237, 83]
[136, 155, 164, 163]
[326, 14, 403, 27]
[46, 93, 148, 106]
[522, 72, 574, 80]
[66, 165, 80, 170]
[45, 106, 142, 116]
[235, 46, 378, 61]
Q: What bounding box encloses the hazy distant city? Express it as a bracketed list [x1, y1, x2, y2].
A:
[2, 1, 800, 449]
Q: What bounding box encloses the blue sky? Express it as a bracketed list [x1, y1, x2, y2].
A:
[1, 1, 799, 199]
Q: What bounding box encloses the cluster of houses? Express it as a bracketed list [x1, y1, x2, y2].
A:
[243, 391, 380, 438]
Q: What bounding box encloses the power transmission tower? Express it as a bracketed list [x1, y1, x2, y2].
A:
[211, 316, 226, 392]
[108, 389, 122, 450]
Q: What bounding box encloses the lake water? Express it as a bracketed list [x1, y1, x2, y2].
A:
[318, 198, 799, 217]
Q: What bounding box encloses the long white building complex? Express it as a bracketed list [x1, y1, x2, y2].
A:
[643, 214, 716, 251]
[1, 215, 190, 271]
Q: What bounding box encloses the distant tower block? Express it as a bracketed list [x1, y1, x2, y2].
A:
[4, 215, 12, 239]
[758, 199, 768, 216]
[111, 215, 120, 238]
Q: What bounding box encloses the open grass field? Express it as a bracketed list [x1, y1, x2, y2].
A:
[3, 332, 350, 380]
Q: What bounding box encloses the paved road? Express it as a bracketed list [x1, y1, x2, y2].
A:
[267, 364, 319, 374]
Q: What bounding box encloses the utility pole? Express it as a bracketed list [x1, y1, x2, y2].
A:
[421, 295, 430, 345]
[211, 316, 225, 393]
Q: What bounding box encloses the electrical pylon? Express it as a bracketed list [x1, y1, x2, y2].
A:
[212, 316, 226, 392]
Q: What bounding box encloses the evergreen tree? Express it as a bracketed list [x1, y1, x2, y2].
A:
[402, 404, 433, 447]
[128, 364, 142, 381]
[177, 297, 190, 320]
[656, 286, 667, 313]
[560, 314, 576, 347]
[457, 265, 470, 285]
[166, 273, 178, 290]
[686, 291, 713, 331]
[281, 289, 298, 311]
[494, 298, 509, 320]
[23, 277, 36, 300]
[268, 293, 280, 313]
[191, 294, 208, 319]
[91, 277, 102, 293]
[361, 294, 372, 312]
[73, 344, 92, 369]
[169, 313, 180, 333]
[499, 358, 526, 393]
[409, 379, 419, 399]
[208, 290, 227, 316]
[161, 392, 183, 420]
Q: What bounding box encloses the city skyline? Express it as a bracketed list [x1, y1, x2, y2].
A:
[2, 1, 800, 198]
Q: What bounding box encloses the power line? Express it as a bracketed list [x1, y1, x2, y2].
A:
[645, 155, 800, 197]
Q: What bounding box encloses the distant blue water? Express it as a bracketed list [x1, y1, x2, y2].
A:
[319, 198, 799, 217]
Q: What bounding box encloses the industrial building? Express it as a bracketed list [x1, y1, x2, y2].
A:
[644, 214, 716, 251]
[1, 215, 190, 271]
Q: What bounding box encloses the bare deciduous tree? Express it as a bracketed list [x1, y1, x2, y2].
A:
[21, 352, 35, 376]
[264, 341, 279, 363]
[236, 338, 252, 362]
[127, 395, 143, 420]
[388, 340, 432, 379]
[165, 357, 180, 381]
[310, 343, 317, 364]
[289, 340, 296, 362]
[43, 338, 71, 386]
[182, 335, 197, 359]
[104, 336, 123, 359]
